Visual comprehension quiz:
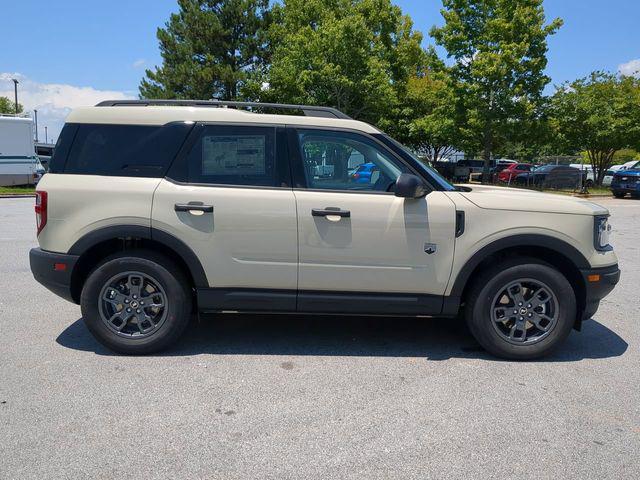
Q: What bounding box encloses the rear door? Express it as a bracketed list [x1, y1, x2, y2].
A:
[289, 127, 457, 313]
[151, 123, 298, 310]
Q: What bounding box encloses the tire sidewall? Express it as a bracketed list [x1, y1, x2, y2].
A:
[467, 261, 576, 360]
[81, 253, 190, 354]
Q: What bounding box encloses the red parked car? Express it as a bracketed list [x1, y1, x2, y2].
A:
[498, 163, 533, 183]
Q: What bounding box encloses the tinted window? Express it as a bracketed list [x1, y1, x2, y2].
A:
[48, 124, 78, 173]
[63, 123, 192, 177]
[297, 129, 409, 192]
[185, 125, 277, 187]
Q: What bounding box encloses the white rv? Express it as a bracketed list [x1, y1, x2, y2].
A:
[0, 115, 44, 186]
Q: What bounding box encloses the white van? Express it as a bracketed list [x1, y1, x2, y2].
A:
[0, 115, 44, 186]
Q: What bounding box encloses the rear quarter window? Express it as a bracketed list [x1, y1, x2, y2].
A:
[59, 123, 192, 177]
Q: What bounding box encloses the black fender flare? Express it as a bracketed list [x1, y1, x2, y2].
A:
[68, 225, 209, 288]
[443, 234, 590, 314]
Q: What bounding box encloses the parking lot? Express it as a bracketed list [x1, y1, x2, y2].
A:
[0, 196, 638, 479]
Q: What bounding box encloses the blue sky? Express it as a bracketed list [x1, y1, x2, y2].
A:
[1, 0, 639, 141]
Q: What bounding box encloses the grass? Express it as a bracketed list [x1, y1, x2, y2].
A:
[0, 186, 36, 195]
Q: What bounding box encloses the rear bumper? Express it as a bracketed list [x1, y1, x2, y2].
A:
[579, 264, 620, 320]
[29, 248, 79, 303]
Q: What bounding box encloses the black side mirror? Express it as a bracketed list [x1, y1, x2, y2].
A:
[394, 173, 426, 198]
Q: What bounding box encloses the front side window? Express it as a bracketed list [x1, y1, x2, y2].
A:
[185, 125, 277, 187]
[297, 129, 408, 192]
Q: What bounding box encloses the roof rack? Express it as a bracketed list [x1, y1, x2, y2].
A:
[95, 99, 352, 120]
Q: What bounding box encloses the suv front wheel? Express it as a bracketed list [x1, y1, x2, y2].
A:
[80, 250, 192, 354]
[465, 258, 576, 360]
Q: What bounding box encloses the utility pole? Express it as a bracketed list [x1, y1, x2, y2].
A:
[45, 126, 48, 144]
[11, 78, 19, 114]
[34, 109, 39, 142]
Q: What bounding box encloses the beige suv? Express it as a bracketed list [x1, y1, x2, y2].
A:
[30, 100, 620, 359]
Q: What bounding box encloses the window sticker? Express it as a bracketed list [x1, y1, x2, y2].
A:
[202, 135, 266, 175]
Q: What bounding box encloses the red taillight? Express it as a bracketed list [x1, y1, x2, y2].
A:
[354, 173, 360, 180]
[35, 191, 48, 235]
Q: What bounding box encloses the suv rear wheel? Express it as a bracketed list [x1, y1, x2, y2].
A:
[465, 258, 576, 360]
[80, 250, 192, 354]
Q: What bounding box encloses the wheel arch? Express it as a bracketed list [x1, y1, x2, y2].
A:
[68, 225, 208, 303]
[446, 234, 589, 327]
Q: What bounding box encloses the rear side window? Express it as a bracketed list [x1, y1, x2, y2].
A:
[180, 125, 279, 187]
[61, 123, 192, 177]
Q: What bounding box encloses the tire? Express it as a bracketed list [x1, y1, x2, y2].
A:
[80, 250, 192, 354]
[613, 191, 626, 198]
[465, 257, 576, 360]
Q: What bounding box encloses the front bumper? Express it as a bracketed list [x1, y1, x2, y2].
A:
[29, 248, 79, 303]
[579, 263, 620, 321]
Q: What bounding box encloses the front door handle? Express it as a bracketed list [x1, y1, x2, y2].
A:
[312, 207, 351, 218]
[174, 203, 214, 213]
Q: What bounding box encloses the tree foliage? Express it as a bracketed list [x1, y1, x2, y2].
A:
[550, 72, 640, 184]
[0, 96, 23, 114]
[430, 0, 562, 178]
[140, 0, 271, 100]
[253, 0, 425, 127]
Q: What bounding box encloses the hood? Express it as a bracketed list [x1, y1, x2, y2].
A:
[455, 184, 609, 216]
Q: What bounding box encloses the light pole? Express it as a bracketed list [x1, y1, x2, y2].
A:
[45, 126, 48, 144]
[34, 109, 39, 142]
[11, 78, 19, 114]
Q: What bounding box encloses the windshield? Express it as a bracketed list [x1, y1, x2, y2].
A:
[375, 134, 456, 191]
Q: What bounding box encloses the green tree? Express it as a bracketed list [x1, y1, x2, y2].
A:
[550, 72, 640, 184]
[254, 0, 425, 126]
[0, 96, 23, 114]
[140, 0, 271, 100]
[394, 71, 462, 162]
[430, 0, 562, 180]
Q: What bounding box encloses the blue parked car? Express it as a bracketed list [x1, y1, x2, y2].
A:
[611, 164, 640, 198]
[350, 162, 379, 183]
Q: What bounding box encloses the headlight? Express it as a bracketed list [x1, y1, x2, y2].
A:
[594, 215, 612, 251]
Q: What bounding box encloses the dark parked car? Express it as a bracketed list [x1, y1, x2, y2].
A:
[611, 166, 640, 198]
[513, 165, 583, 189]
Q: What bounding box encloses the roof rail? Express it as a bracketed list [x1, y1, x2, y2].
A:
[95, 99, 352, 120]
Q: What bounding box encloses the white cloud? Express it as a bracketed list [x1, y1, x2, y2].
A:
[132, 59, 146, 68]
[0, 73, 134, 142]
[619, 59, 640, 78]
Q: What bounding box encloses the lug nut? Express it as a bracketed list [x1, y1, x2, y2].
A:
[513, 310, 518, 314]
[136, 309, 141, 314]
[126, 308, 132, 313]
[527, 304, 532, 308]
[124, 299, 129, 304]
[132, 295, 137, 299]
[528, 313, 533, 318]
[140, 301, 144, 305]
[518, 302, 523, 306]
[519, 316, 524, 321]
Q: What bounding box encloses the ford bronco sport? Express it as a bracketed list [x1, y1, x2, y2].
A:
[29, 100, 620, 359]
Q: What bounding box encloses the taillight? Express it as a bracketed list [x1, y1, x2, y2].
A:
[35, 191, 48, 235]
[354, 173, 360, 180]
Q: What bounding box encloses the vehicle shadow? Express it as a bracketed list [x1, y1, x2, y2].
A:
[56, 314, 628, 362]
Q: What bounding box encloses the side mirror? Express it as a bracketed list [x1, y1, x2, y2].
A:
[394, 173, 427, 198]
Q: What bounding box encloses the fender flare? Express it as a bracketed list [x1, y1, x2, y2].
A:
[68, 225, 208, 288]
[448, 233, 590, 300]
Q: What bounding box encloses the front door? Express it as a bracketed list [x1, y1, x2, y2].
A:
[152, 124, 298, 310]
[290, 128, 457, 313]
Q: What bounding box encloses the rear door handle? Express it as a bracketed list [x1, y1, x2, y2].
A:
[312, 208, 351, 218]
[174, 203, 214, 213]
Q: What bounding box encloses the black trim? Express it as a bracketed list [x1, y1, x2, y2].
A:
[455, 210, 465, 238]
[448, 234, 591, 299]
[196, 288, 446, 315]
[580, 264, 620, 320]
[67, 225, 209, 288]
[198, 288, 296, 312]
[97, 99, 352, 120]
[30, 248, 79, 303]
[297, 291, 444, 315]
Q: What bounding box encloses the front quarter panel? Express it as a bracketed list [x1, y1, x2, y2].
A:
[444, 193, 618, 296]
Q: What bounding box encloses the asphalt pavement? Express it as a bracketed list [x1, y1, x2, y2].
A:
[0, 196, 638, 479]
